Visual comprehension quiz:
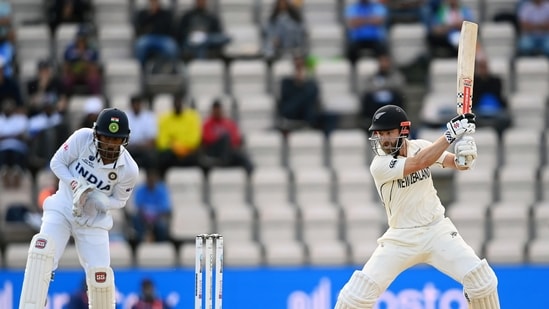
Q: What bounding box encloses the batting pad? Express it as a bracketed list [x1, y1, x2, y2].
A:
[19, 234, 55, 309]
[463, 259, 500, 309]
[334, 270, 380, 309]
[87, 267, 115, 309]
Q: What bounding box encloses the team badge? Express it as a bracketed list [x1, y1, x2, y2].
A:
[108, 172, 117, 180]
[89, 155, 95, 161]
[109, 117, 120, 133]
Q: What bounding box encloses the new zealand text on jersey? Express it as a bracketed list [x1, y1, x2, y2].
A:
[75, 162, 111, 191]
[396, 168, 431, 188]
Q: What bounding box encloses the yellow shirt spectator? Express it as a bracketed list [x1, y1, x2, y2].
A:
[156, 108, 202, 157]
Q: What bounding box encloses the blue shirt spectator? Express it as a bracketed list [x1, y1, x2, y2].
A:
[344, 0, 389, 63]
[131, 168, 172, 243]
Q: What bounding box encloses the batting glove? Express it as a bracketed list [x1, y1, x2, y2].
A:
[444, 113, 476, 144]
[454, 135, 477, 168]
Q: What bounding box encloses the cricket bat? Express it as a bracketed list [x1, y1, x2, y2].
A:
[456, 21, 478, 165]
[456, 21, 478, 115]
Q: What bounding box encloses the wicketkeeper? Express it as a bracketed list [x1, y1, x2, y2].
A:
[19, 108, 139, 309]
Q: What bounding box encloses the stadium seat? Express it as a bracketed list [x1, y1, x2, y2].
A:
[15, 25, 51, 63]
[170, 203, 213, 243]
[245, 130, 284, 168]
[489, 201, 530, 244]
[308, 23, 345, 59]
[5, 243, 30, 269]
[256, 201, 298, 243]
[299, 202, 341, 243]
[104, 59, 141, 96]
[307, 240, 349, 266]
[497, 166, 537, 204]
[484, 238, 526, 264]
[532, 202, 549, 239]
[264, 240, 307, 266]
[329, 130, 369, 169]
[335, 167, 377, 207]
[187, 59, 227, 97]
[527, 238, 549, 264]
[484, 0, 518, 22]
[287, 131, 327, 168]
[428, 59, 458, 93]
[292, 167, 334, 204]
[224, 27, 262, 59]
[219, 0, 256, 28]
[315, 60, 353, 95]
[235, 93, 276, 133]
[94, 0, 130, 25]
[229, 59, 268, 96]
[213, 202, 255, 242]
[223, 240, 263, 266]
[135, 242, 177, 267]
[446, 202, 489, 255]
[479, 22, 516, 62]
[208, 168, 250, 207]
[251, 166, 290, 205]
[349, 242, 379, 266]
[98, 24, 133, 60]
[354, 58, 377, 95]
[109, 241, 134, 268]
[514, 57, 549, 95]
[342, 204, 385, 245]
[389, 23, 428, 67]
[502, 128, 542, 168]
[166, 167, 206, 205]
[508, 92, 547, 129]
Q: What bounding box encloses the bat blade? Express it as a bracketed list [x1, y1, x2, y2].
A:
[456, 21, 478, 115]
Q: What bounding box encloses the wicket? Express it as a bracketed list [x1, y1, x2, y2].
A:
[195, 234, 223, 309]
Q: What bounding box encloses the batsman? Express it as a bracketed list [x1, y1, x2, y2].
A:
[335, 105, 500, 308]
[19, 108, 139, 308]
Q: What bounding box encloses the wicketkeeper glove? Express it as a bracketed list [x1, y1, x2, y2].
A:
[444, 113, 476, 144]
[71, 179, 95, 217]
[454, 135, 477, 168]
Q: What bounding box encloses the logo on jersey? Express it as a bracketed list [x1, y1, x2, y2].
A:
[35, 238, 47, 249]
[109, 117, 120, 133]
[75, 162, 111, 191]
[396, 167, 431, 188]
[389, 159, 397, 168]
[108, 172, 117, 180]
[95, 271, 107, 283]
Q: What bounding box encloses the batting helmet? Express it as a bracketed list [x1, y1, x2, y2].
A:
[369, 105, 411, 137]
[93, 108, 130, 162]
[94, 108, 130, 139]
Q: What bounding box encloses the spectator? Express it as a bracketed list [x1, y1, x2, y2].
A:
[134, 0, 178, 67]
[472, 56, 512, 135]
[131, 168, 172, 243]
[386, 0, 430, 26]
[278, 54, 337, 135]
[47, 0, 93, 36]
[427, 0, 475, 57]
[344, 0, 389, 64]
[177, 0, 230, 61]
[202, 100, 254, 174]
[516, 0, 549, 57]
[125, 94, 158, 169]
[63, 279, 88, 309]
[0, 98, 29, 189]
[360, 54, 406, 130]
[262, 0, 308, 60]
[132, 278, 171, 309]
[27, 93, 70, 174]
[61, 25, 103, 95]
[0, 55, 23, 107]
[0, 1, 15, 75]
[79, 96, 104, 129]
[26, 59, 67, 117]
[156, 94, 203, 178]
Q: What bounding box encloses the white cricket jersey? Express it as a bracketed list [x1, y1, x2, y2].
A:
[370, 139, 448, 229]
[45, 128, 139, 230]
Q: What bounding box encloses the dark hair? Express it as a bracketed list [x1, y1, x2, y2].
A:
[270, 0, 302, 23]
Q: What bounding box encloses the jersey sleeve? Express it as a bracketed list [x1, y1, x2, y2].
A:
[370, 156, 406, 184]
[50, 128, 90, 187]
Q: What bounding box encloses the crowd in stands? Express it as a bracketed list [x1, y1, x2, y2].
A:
[0, 0, 548, 253]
